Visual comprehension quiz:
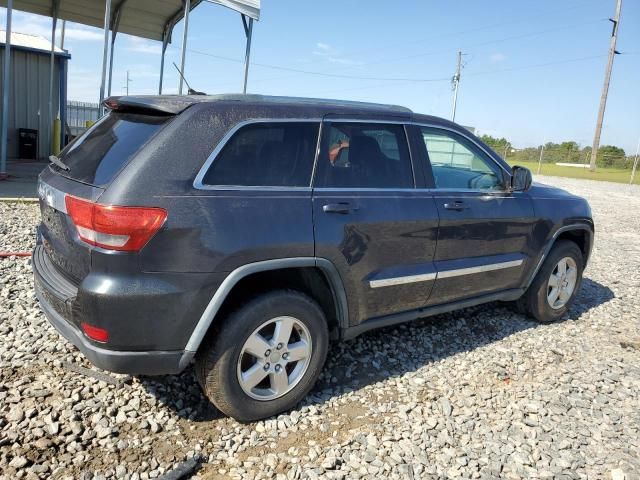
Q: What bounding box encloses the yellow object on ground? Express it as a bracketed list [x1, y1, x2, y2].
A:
[52, 118, 61, 156]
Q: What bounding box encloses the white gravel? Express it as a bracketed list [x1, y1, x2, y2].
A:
[1, 176, 639, 480]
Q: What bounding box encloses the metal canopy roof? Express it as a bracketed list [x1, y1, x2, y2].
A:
[0, 0, 208, 42]
[207, 0, 259, 21]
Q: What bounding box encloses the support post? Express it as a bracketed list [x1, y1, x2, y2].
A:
[107, 31, 117, 96]
[48, 0, 59, 156]
[99, 0, 113, 115]
[589, 0, 623, 171]
[107, 4, 124, 97]
[178, 0, 191, 95]
[159, 31, 168, 94]
[242, 15, 253, 94]
[1, 0, 13, 176]
[59, 58, 67, 148]
[60, 20, 66, 49]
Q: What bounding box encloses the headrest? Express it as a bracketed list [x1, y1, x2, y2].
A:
[349, 135, 382, 166]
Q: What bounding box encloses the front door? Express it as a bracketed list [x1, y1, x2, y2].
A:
[416, 126, 536, 305]
[312, 121, 440, 325]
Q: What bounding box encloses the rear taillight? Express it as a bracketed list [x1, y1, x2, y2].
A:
[65, 196, 167, 252]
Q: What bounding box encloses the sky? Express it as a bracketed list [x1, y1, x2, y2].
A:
[1, 0, 639, 153]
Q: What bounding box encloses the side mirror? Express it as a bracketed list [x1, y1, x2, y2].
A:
[511, 166, 532, 192]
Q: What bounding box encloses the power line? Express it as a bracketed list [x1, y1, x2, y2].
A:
[189, 49, 451, 82]
[292, 0, 603, 68]
[354, 18, 606, 69]
[464, 54, 608, 78]
[189, 17, 606, 89]
[190, 49, 610, 86]
[285, 53, 612, 99]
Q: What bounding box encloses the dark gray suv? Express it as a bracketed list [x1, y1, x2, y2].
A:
[33, 94, 594, 421]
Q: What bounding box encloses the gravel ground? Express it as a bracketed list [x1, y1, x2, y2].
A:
[1, 176, 639, 480]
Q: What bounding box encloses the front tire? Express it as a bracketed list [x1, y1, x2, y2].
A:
[519, 240, 584, 323]
[196, 290, 329, 422]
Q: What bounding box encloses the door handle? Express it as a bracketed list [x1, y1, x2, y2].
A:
[323, 202, 355, 214]
[443, 201, 469, 211]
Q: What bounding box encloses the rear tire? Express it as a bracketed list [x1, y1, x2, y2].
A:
[518, 240, 584, 323]
[195, 290, 329, 422]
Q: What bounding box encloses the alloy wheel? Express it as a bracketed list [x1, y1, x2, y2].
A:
[547, 256, 578, 309]
[236, 316, 312, 401]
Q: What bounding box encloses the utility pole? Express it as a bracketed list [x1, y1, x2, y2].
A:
[124, 70, 131, 95]
[589, 0, 623, 171]
[451, 51, 464, 122]
[630, 136, 640, 186]
[537, 143, 545, 174]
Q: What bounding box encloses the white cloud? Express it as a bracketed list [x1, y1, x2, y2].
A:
[64, 27, 103, 42]
[0, 11, 103, 42]
[4, 18, 50, 38]
[490, 53, 506, 63]
[126, 37, 162, 55]
[312, 41, 361, 66]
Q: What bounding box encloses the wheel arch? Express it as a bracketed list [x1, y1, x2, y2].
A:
[525, 223, 594, 290]
[183, 258, 349, 355]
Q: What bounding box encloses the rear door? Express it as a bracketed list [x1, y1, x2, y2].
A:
[312, 120, 440, 325]
[415, 125, 536, 304]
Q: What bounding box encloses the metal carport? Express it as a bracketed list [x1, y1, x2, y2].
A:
[0, 0, 260, 178]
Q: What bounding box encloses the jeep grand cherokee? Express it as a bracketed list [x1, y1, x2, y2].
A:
[33, 94, 594, 421]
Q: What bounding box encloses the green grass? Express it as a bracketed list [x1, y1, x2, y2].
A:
[506, 160, 640, 185]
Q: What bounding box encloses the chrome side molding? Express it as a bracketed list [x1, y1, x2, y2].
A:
[369, 258, 524, 288]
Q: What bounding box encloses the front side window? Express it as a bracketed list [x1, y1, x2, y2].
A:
[202, 122, 319, 187]
[420, 128, 505, 191]
[315, 123, 413, 188]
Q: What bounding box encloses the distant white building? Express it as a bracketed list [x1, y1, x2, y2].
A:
[0, 31, 70, 159]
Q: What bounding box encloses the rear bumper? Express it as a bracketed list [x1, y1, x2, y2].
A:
[32, 244, 196, 375]
[36, 286, 193, 375]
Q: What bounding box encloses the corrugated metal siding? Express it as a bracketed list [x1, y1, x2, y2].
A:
[0, 46, 64, 159]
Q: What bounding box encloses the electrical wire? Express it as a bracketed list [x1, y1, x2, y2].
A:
[188, 18, 607, 85]
[464, 54, 609, 78]
[189, 49, 451, 82]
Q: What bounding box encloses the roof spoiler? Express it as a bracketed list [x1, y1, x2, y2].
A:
[102, 95, 201, 115]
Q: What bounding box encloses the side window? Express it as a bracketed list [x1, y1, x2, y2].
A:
[420, 128, 505, 191]
[202, 122, 319, 187]
[315, 123, 413, 189]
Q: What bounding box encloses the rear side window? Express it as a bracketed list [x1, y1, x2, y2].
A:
[58, 112, 170, 186]
[315, 123, 413, 189]
[202, 122, 319, 187]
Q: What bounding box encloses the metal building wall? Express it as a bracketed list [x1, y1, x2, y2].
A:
[0, 46, 65, 159]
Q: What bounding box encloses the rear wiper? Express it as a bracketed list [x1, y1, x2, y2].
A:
[49, 155, 70, 171]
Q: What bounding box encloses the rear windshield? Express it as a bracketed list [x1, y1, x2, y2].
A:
[56, 112, 170, 186]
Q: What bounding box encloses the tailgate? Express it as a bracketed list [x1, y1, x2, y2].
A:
[37, 168, 104, 282]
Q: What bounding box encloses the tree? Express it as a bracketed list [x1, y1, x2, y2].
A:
[480, 135, 509, 152]
[587, 145, 627, 168]
[478, 134, 630, 168]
